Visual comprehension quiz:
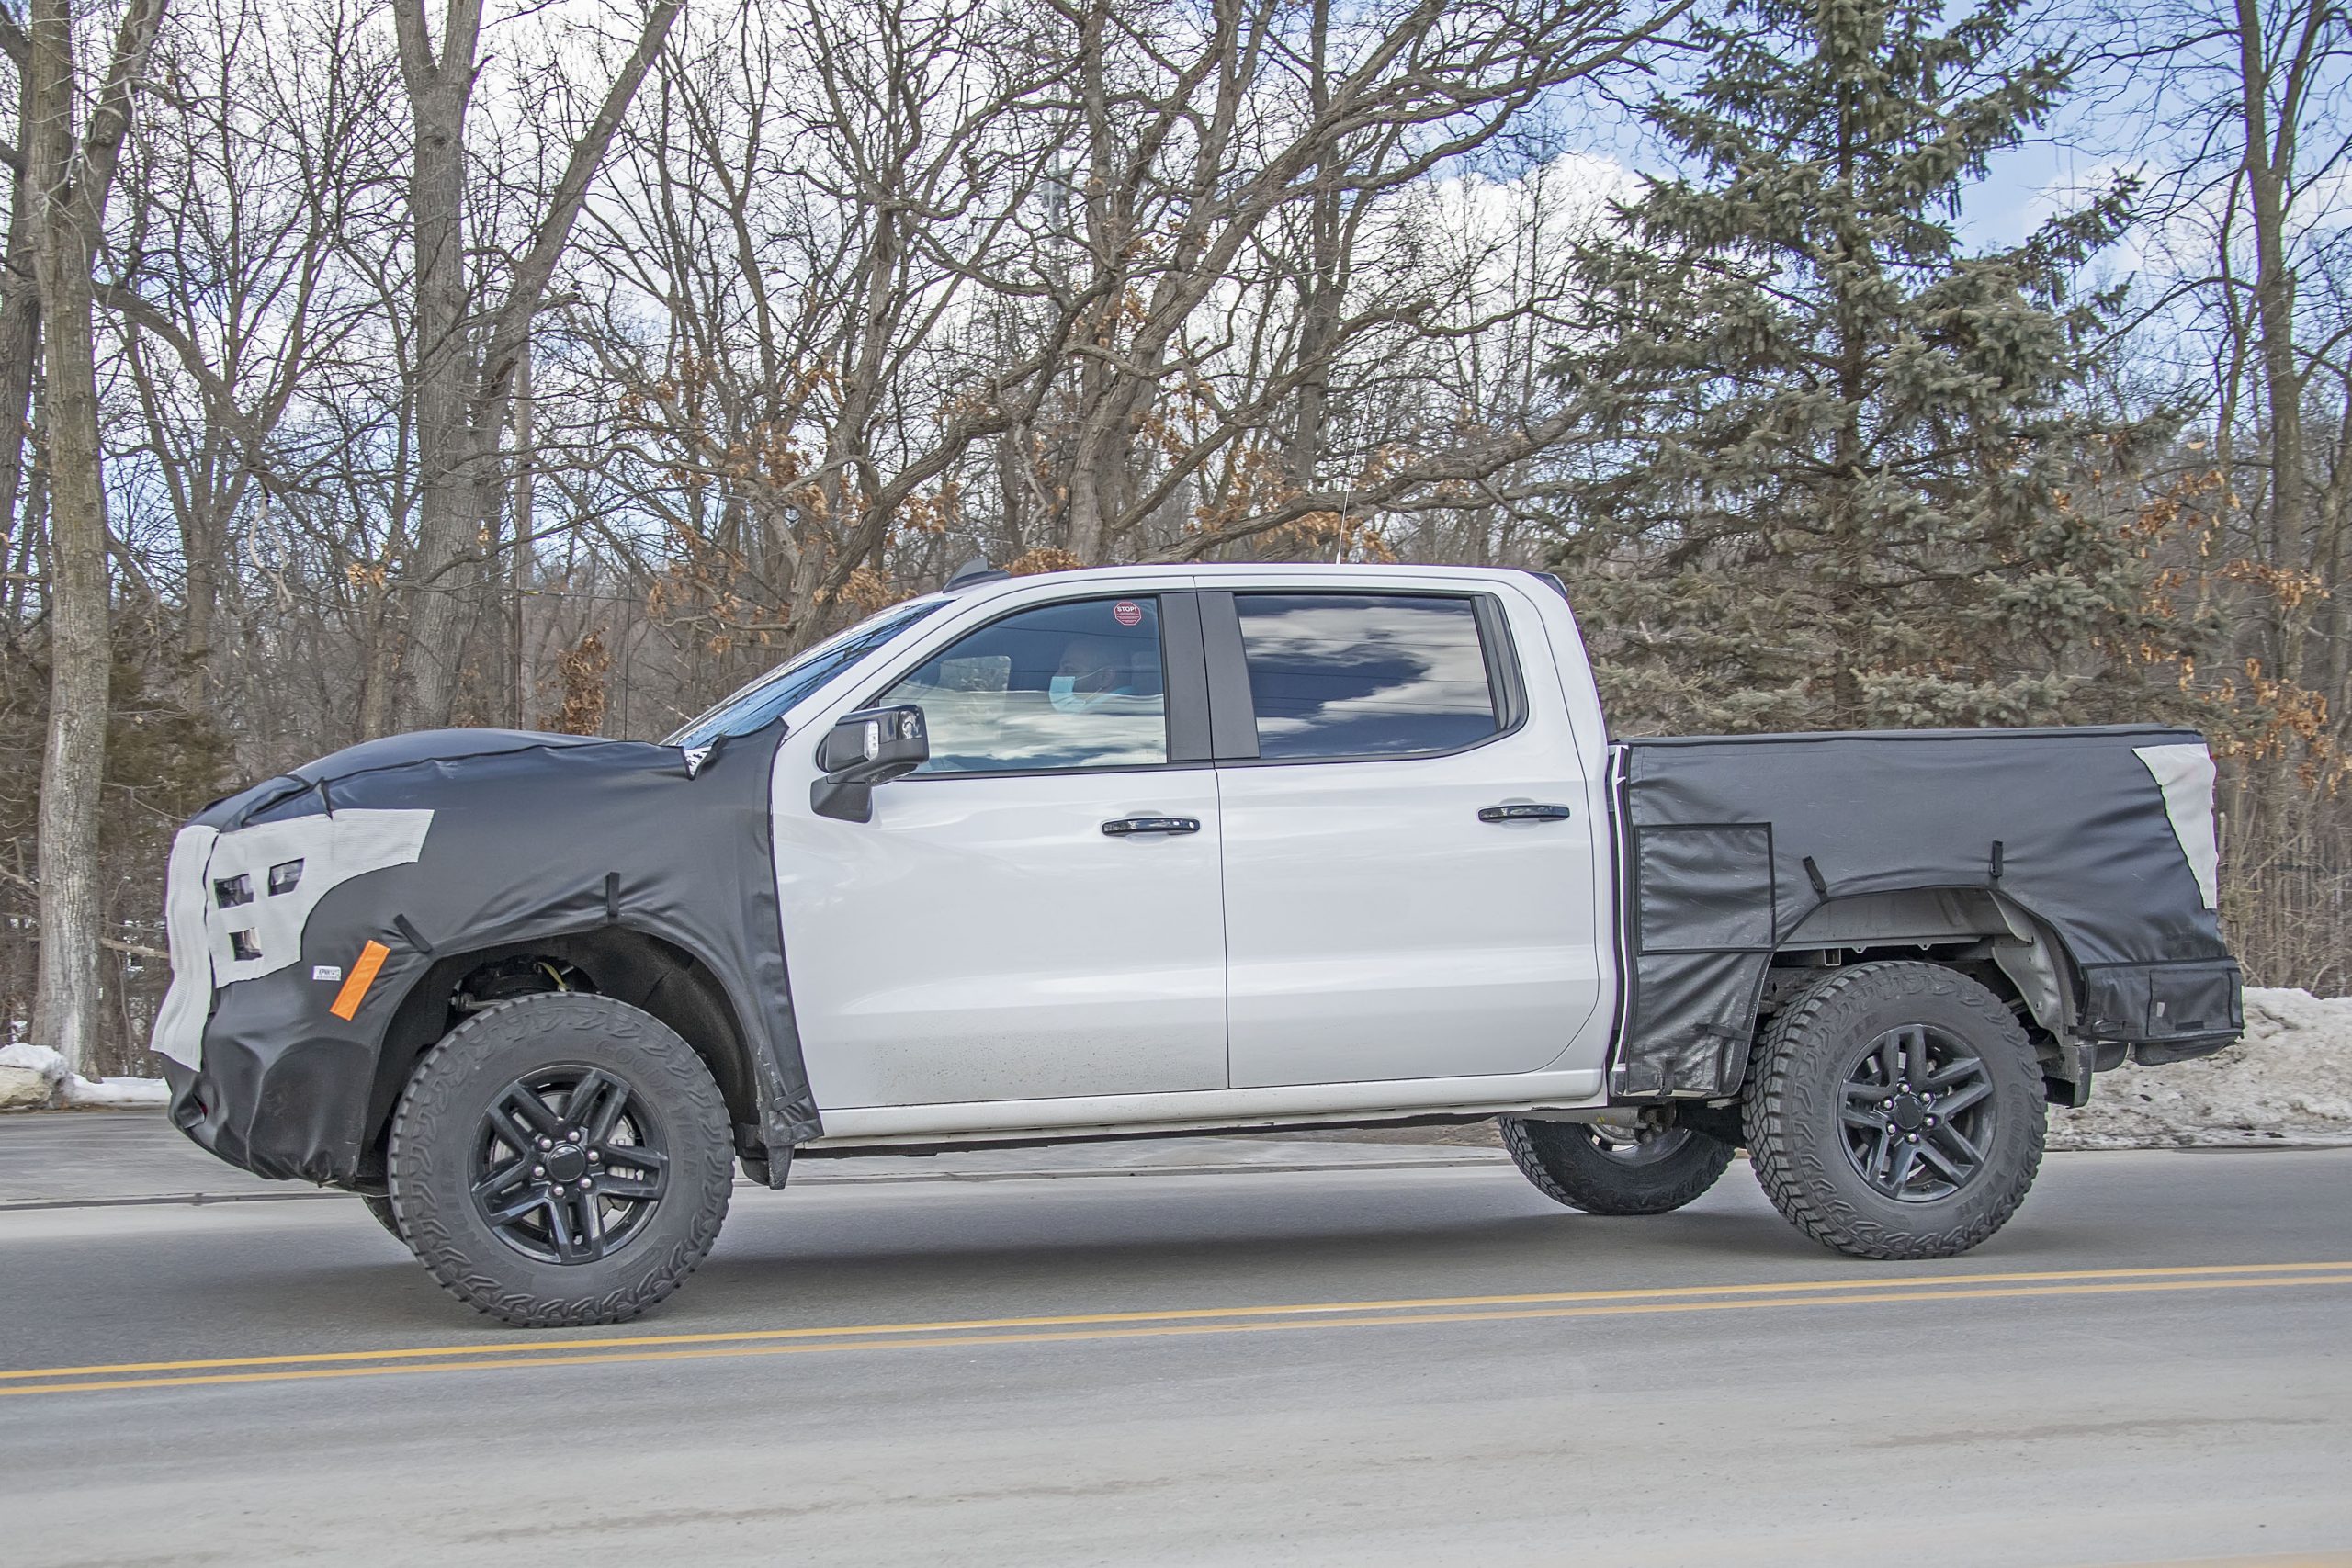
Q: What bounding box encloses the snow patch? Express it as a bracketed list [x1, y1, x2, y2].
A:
[0, 1046, 170, 1111]
[0, 1043, 69, 1079]
[60, 1075, 173, 1109]
[2052, 987, 2352, 1148]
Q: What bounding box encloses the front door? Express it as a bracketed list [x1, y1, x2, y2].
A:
[1210, 587, 1606, 1088]
[777, 592, 1228, 1109]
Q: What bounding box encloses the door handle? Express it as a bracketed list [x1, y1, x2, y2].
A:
[1478, 803, 1572, 823]
[1102, 815, 1202, 837]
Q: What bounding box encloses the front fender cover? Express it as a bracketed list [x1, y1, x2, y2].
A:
[160, 724, 810, 1187]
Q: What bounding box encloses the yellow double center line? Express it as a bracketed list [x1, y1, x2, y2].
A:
[6, 1260, 2346, 1400]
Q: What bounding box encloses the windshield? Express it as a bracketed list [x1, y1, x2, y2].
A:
[664, 598, 947, 749]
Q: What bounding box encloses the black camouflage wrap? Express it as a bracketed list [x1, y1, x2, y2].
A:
[1612, 725, 2242, 1099]
[162, 725, 810, 1186]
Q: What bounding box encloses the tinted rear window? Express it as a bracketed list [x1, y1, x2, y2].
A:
[1234, 593, 1499, 760]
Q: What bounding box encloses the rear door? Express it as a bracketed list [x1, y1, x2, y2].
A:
[1209, 584, 1605, 1087]
[776, 589, 1230, 1109]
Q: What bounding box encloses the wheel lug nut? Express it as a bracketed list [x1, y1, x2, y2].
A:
[537, 1135, 552, 1149]
[551, 1184, 565, 1195]
[587, 1150, 601, 1163]
[532, 1165, 546, 1178]
[1907, 1134, 1920, 1144]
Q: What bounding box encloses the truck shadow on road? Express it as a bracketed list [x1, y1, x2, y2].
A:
[641, 1184, 2089, 1331]
[269, 1175, 2139, 1340]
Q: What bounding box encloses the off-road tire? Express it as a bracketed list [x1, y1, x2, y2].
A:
[1745, 961, 2044, 1259]
[388, 993, 733, 1326]
[1498, 1116, 1736, 1215]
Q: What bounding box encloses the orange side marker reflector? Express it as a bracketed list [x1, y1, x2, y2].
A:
[329, 942, 390, 1021]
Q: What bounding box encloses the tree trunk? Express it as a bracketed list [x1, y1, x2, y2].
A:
[2235, 0, 2305, 681]
[391, 0, 481, 733]
[508, 342, 536, 727]
[23, 0, 165, 1073]
[0, 56, 40, 580]
[26, 0, 108, 1076]
[1287, 0, 1338, 495]
[177, 478, 219, 709]
[358, 590, 402, 741]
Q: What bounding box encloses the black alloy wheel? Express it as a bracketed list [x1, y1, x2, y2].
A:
[1836, 1024, 1997, 1202]
[388, 991, 733, 1326]
[471, 1066, 671, 1265]
[1744, 960, 2044, 1260]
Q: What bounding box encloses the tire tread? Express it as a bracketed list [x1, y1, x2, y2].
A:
[1498, 1115, 1736, 1215]
[1743, 961, 2043, 1259]
[387, 993, 732, 1327]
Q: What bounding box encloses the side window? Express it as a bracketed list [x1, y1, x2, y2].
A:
[1235, 593, 1500, 761]
[878, 596, 1168, 773]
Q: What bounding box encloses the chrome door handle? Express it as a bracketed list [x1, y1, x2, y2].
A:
[1478, 803, 1572, 823]
[1102, 815, 1202, 836]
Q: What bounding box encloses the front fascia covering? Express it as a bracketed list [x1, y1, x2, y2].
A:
[153, 810, 435, 1068]
[160, 726, 809, 1186]
[1613, 726, 2241, 1099]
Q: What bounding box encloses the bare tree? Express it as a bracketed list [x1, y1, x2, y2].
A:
[555, 0, 1079, 669]
[571, 0, 1680, 682]
[107, 0, 401, 714]
[13, 0, 164, 1074]
[390, 0, 682, 730]
[2097, 0, 2352, 727]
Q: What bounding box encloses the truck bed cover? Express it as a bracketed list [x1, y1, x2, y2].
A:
[1612, 726, 2239, 1097]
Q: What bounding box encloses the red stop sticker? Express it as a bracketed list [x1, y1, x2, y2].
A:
[1113, 600, 1144, 626]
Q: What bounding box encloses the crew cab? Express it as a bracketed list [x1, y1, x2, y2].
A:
[153, 563, 2242, 1325]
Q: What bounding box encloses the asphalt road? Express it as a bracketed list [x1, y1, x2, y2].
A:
[2, 1119, 2348, 1568]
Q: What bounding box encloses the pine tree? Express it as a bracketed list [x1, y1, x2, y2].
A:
[1547, 0, 2196, 734]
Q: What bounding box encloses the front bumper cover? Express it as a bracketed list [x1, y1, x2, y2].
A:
[163, 972, 384, 1186]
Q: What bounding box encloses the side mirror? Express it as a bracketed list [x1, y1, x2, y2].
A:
[810, 705, 928, 822]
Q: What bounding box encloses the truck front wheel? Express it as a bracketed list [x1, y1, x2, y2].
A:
[1745, 961, 2045, 1259]
[1498, 1116, 1736, 1215]
[387, 993, 735, 1326]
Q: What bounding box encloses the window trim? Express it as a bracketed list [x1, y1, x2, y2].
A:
[855, 590, 1211, 780]
[1203, 588, 1529, 768]
[1159, 592, 1214, 763]
[1199, 591, 1258, 760]
[1473, 593, 1530, 731]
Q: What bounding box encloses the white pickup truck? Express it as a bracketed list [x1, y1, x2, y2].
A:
[154, 563, 2242, 1325]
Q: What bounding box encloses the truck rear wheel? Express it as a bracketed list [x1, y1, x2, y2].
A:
[387, 993, 734, 1326]
[1498, 1116, 1736, 1215]
[1744, 961, 2044, 1259]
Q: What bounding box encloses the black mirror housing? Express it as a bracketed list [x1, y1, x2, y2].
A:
[811, 705, 929, 822]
